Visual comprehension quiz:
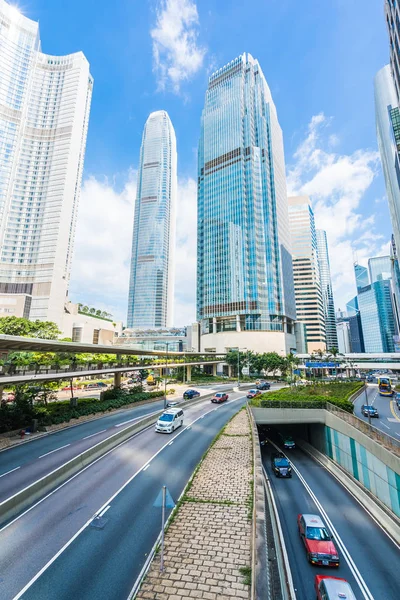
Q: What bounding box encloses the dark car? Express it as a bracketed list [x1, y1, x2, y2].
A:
[361, 404, 379, 418]
[366, 375, 375, 383]
[256, 382, 271, 390]
[271, 453, 292, 478]
[183, 389, 200, 400]
[280, 434, 295, 449]
[247, 389, 261, 399]
[211, 392, 228, 403]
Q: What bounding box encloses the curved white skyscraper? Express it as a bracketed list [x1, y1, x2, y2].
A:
[127, 111, 177, 328]
[0, 0, 92, 324]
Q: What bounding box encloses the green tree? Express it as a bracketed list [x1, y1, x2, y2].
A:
[0, 316, 31, 337]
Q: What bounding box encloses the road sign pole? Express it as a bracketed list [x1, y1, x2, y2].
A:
[160, 485, 166, 572]
[365, 384, 371, 426]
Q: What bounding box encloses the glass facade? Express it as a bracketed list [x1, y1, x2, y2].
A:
[127, 111, 177, 328]
[374, 65, 400, 257]
[316, 229, 338, 350]
[368, 255, 392, 283]
[0, 1, 92, 323]
[358, 280, 397, 352]
[385, 0, 400, 102]
[288, 196, 326, 352]
[354, 264, 369, 292]
[196, 54, 295, 336]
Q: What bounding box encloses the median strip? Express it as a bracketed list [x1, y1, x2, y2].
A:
[135, 408, 253, 600]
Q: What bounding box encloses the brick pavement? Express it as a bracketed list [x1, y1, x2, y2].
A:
[136, 408, 253, 600]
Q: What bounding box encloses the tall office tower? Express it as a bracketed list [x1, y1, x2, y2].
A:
[0, 1, 92, 324]
[316, 229, 338, 350]
[374, 66, 400, 255]
[354, 263, 369, 292]
[384, 0, 400, 101]
[196, 54, 297, 355]
[127, 111, 177, 329]
[288, 196, 326, 353]
[355, 261, 398, 352]
[346, 296, 365, 353]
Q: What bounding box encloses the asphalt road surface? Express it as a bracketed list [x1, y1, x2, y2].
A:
[353, 383, 400, 439]
[262, 436, 400, 600]
[0, 392, 247, 600]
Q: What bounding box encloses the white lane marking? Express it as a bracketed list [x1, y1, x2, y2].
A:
[98, 505, 110, 518]
[168, 441, 174, 446]
[379, 420, 390, 430]
[114, 409, 160, 428]
[0, 466, 20, 479]
[11, 394, 246, 600]
[268, 440, 374, 600]
[83, 430, 106, 440]
[142, 463, 150, 471]
[39, 444, 70, 459]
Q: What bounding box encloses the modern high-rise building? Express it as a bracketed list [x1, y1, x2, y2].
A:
[354, 264, 369, 292]
[345, 296, 365, 353]
[336, 320, 351, 354]
[197, 53, 296, 355]
[384, 0, 400, 102]
[354, 261, 398, 352]
[316, 229, 338, 350]
[374, 65, 400, 255]
[0, 0, 92, 325]
[127, 111, 177, 329]
[288, 196, 326, 353]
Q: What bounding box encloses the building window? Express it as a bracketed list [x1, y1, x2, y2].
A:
[92, 329, 99, 344]
[72, 327, 83, 343]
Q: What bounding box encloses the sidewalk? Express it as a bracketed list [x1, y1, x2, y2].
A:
[136, 408, 253, 600]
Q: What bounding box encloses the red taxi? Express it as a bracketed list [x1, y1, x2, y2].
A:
[315, 575, 356, 600]
[297, 514, 339, 567]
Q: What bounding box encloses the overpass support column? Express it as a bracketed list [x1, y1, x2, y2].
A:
[212, 318, 217, 334]
[213, 363, 217, 377]
[187, 365, 192, 382]
[114, 372, 122, 389]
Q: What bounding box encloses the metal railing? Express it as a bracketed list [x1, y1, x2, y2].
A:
[258, 399, 327, 409]
[326, 402, 400, 457]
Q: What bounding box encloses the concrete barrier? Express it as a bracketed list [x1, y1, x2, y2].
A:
[297, 439, 400, 546]
[0, 387, 237, 526]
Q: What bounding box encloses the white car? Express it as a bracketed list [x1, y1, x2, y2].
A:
[155, 408, 184, 433]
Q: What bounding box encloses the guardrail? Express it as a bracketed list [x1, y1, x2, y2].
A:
[326, 402, 400, 457]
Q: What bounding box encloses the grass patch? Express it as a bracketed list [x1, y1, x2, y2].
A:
[248, 381, 362, 413]
[239, 566, 252, 586]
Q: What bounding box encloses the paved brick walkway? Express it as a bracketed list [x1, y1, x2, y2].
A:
[136, 409, 253, 599]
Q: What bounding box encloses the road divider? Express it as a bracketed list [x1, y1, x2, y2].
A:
[0, 388, 233, 526]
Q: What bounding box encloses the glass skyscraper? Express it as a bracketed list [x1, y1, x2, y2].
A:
[0, 0, 92, 324]
[374, 65, 400, 257]
[127, 111, 177, 329]
[196, 53, 296, 354]
[316, 229, 338, 350]
[354, 264, 369, 292]
[385, 0, 400, 102]
[288, 196, 326, 353]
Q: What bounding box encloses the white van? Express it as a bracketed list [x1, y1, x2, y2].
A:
[155, 408, 184, 434]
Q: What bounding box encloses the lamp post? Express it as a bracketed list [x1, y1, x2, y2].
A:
[235, 347, 247, 389]
[160, 342, 172, 410]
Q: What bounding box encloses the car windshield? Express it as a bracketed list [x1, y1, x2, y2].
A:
[306, 526, 330, 540]
[274, 458, 289, 467]
[249, 390, 256, 393]
[215, 394, 222, 397]
[159, 414, 174, 422]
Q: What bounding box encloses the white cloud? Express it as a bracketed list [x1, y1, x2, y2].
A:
[173, 177, 197, 325]
[69, 172, 137, 322]
[287, 114, 385, 310]
[151, 0, 206, 93]
[69, 172, 197, 326]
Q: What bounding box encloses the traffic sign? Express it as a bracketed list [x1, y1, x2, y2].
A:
[153, 487, 175, 509]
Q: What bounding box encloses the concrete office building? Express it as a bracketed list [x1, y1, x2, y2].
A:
[336, 320, 351, 354]
[288, 196, 326, 353]
[385, 0, 400, 101]
[0, 1, 93, 325]
[316, 229, 338, 350]
[196, 54, 296, 355]
[127, 111, 177, 329]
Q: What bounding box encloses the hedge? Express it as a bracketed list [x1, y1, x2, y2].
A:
[249, 381, 362, 414]
[0, 388, 165, 432]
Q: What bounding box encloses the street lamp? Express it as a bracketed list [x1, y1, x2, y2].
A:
[235, 347, 247, 389]
[159, 342, 173, 410]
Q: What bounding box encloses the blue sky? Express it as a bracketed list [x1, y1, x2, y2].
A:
[21, 0, 391, 324]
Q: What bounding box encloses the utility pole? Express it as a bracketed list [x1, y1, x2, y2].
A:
[365, 383, 371, 426]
